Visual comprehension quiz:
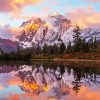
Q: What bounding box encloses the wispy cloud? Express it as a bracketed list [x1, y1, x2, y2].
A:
[66, 7, 100, 28]
[0, 24, 23, 39]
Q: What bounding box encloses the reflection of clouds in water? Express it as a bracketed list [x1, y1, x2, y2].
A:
[0, 73, 14, 87]
[9, 94, 54, 100]
[0, 63, 100, 100]
[64, 86, 100, 100]
[0, 86, 23, 100]
[0, 73, 24, 100]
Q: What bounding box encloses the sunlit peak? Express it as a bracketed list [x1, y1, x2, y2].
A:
[51, 12, 60, 16]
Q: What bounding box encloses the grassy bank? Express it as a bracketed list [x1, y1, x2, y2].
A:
[31, 52, 100, 60]
[0, 52, 100, 61]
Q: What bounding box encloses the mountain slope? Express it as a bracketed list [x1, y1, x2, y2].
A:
[0, 37, 18, 52]
[13, 14, 100, 48]
[13, 14, 72, 48]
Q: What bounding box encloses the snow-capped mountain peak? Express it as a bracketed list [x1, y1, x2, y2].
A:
[13, 14, 100, 48]
[14, 14, 72, 48]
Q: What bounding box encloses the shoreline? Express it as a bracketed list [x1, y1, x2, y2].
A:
[30, 59, 100, 62]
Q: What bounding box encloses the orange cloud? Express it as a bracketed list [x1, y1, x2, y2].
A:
[0, 0, 45, 13]
[10, 27, 24, 35]
[66, 7, 100, 28]
[9, 93, 48, 100]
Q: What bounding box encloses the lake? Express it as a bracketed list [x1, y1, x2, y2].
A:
[0, 61, 100, 100]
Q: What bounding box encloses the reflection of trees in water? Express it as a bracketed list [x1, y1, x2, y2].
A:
[67, 66, 100, 93]
[0, 61, 100, 96]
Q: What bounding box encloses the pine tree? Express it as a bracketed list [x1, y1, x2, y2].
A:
[73, 26, 82, 52]
[59, 42, 66, 54]
[66, 41, 72, 53]
[89, 37, 94, 51]
[82, 39, 90, 52]
[52, 44, 59, 55]
[0, 48, 4, 56]
[36, 43, 42, 55]
[43, 43, 48, 54]
[93, 37, 98, 51]
[17, 45, 21, 59]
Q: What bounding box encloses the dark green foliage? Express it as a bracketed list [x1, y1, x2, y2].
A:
[36, 45, 42, 55]
[0, 48, 4, 56]
[93, 37, 98, 51]
[42, 43, 59, 55]
[0, 47, 32, 60]
[59, 42, 66, 54]
[88, 36, 99, 52]
[43, 43, 48, 54]
[89, 37, 94, 51]
[52, 44, 59, 55]
[73, 26, 83, 52]
[81, 39, 90, 52]
[66, 41, 72, 53]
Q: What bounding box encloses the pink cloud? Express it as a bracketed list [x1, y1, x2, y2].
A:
[0, 0, 45, 13]
[0, 25, 23, 38]
[66, 7, 100, 28]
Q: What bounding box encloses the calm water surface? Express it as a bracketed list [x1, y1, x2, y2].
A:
[0, 61, 100, 100]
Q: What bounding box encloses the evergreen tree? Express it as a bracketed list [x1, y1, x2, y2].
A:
[52, 44, 59, 55]
[66, 41, 72, 53]
[93, 37, 98, 51]
[17, 45, 21, 59]
[73, 26, 82, 52]
[82, 39, 90, 52]
[0, 48, 4, 56]
[31, 43, 37, 55]
[89, 36, 98, 52]
[36, 43, 42, 55]
[43, 43, 48, 54]
[89, 37, 94, 51]
[59, 42, 66, 54]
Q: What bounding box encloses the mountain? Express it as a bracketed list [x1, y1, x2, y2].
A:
[13, 14, 73, 48]
[0, 37, 18, 53]
[13, 14, 100, 48]
[81, 27, 100, 42]
[14, 64, 100, 98]
[0, 62, 100, 99]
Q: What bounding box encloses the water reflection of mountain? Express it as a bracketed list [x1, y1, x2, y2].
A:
[0, 61, 100, 99]
[16, 65, 70, 99]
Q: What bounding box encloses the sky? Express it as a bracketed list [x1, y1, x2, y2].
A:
[0, 0, 100, 38]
